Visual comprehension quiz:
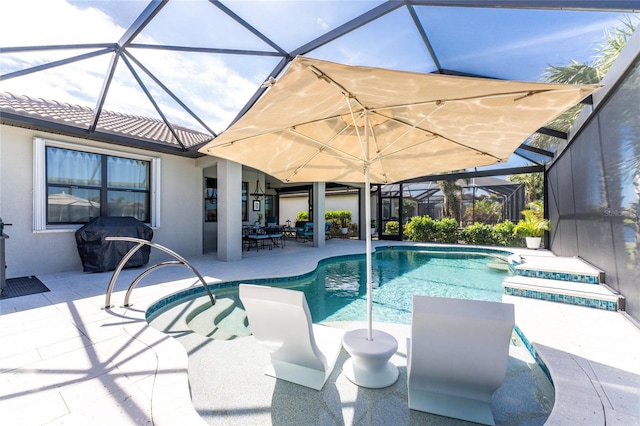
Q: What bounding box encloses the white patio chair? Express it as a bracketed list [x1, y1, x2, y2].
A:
[407, 296, 515, 426]
[238, 284, 345, 390]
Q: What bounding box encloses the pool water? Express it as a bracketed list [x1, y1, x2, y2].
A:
[211, 250, 508, 323]
[177, 249, 511, 336]
[314, 250, 508, 324]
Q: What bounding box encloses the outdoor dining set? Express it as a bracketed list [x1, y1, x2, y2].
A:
[242, 220, 334, 252]
[242, 225, 285, 252]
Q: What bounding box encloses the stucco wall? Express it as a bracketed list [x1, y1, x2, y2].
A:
[0, 125, 203, 278]
[280, 193, 360, 226]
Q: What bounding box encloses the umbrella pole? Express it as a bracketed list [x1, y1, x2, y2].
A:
[364, 117, 373, 341]
[365, 168, 373, 340]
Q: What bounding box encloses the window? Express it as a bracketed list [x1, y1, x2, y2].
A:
[264, 195, 274, 219]
[242, 182, 248, 221]
[204, 179, 249, 223]
[205, 178, 217, 222]
[34, 138, 160, 230]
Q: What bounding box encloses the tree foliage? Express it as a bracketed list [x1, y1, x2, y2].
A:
[529, 18, 637, 151]
[508, 173, 543, 203]
[462, 196, 503, 224]
[438, 179, 463, 221]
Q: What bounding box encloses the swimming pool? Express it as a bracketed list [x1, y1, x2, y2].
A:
[147, 247, 512, 330]
[146, 246, 554, 425]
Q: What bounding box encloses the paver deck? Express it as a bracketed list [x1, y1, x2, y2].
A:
[1, 240, 638, 425]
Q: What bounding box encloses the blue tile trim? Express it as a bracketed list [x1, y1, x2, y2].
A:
[514, 325, 552, 384]
[376, 245, 513, 257]
[514, 268, 600, 284]
[503, 286, 617, 311]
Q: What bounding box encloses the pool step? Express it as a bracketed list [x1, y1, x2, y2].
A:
[503, 275, 624, 311]
[187, 296, 251, 340]
[511, 255, 604, 284]
[504, 254, 624, 311]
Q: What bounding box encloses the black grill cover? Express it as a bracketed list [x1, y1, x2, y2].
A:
[75, 216, 153, 273]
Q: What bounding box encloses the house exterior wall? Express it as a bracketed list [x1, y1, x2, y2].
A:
[0, 125, 203, 278]
[547, 31, 640, 322]
[279, 196, 308, 225]
[280, 193, 360, 226]
[196, 163, 284, 254]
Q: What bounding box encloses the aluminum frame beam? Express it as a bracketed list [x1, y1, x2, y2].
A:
[90, 0, 168, 134]
[400, 165, 545, 183]
[2, 0, 636, 158]
[407, 1, 639, 12]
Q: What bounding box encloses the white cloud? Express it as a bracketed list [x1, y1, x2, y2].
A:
[127, 49, 261, 132]
[0, 0, 264, 133]
[0, 0, 122, 46]
[317, 18, 329, 30]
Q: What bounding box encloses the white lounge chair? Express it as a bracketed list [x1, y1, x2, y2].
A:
[238, 284, 345, 390]
[407, 296, 515, 426]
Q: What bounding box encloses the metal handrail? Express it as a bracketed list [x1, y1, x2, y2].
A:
[102, 237, 215, 309]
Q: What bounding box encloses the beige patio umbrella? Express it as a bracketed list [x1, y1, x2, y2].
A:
[199, 56, 598, 342]
[48, 192, 100, 221]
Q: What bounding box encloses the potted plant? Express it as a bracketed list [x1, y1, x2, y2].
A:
[339, 211, 351, 236]
[370, 219, 377, 236]
[513, 202, 549, 249]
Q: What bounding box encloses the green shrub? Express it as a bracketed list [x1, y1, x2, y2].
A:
[404, 216, 438, 241]
[492, 220, 518, 246]
[461, 223, 495, 245]
[404, 216, 460, 243]
[403, 217, 525, 246]
[297, 210, 350, 223]
[437, 218, 460, 243]
[403, 216, 420, 241]
[323, 210, 339, 221]
[385, 221, 399, 235]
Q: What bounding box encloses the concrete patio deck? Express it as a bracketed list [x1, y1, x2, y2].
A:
[0, 239, 638, 425]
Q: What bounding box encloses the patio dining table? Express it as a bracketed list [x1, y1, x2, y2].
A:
[244, 226, 285, 252]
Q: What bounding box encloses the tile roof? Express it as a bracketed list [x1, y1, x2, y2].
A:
[0, 92, 213, 152]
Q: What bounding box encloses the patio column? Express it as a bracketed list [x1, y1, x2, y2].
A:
[312, 182, 326, 247]
[217, 159, 242, 261]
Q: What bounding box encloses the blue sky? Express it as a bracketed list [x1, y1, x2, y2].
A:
[1, 0, 637, 141]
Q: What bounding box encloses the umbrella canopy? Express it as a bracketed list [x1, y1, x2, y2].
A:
[200, 56, 598, 339]
[200, 56, 597, 184]
[48, 192, 99, 207]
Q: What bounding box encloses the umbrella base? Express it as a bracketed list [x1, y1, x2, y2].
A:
[342, 328, 399, 388]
